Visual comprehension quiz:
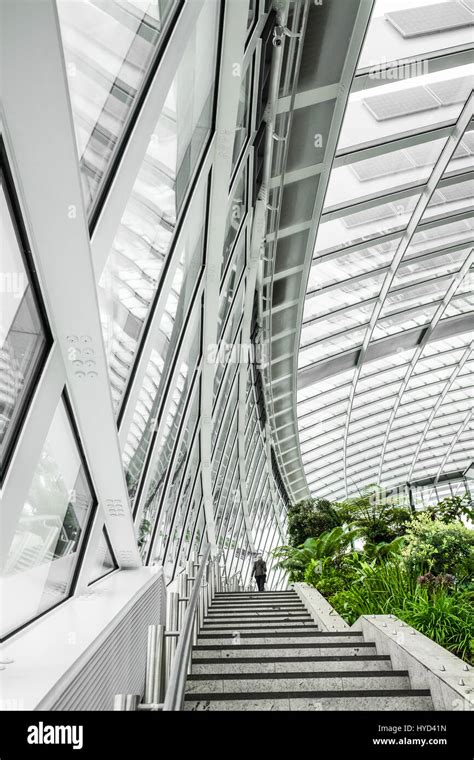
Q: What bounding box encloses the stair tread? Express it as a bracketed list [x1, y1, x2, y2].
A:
[194, 641, 376, 650]
[188, 669, 407, 680]
[192, 655, 391, 663]
[185, 688, 431, 701]
[198, 630, 362, 638]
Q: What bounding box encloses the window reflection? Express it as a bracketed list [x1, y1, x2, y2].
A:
[121, 181, 206, 495]
[137, 317, 201, 559]
[99, 1, 219, 412]
[58, 0, 179, 213]
[0, 151, 51, 478]
[1, 397, 95, 637]
[146, 380, 200, 571]
[232, 63, 252, 171]
[222, 166, 248, 277]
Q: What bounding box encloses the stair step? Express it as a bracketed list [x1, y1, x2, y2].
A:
[186, 671, 410, 694]
[197, 631, 363, 645]
[209, 608, 306, 615]
[184, 691, 433, 711]
[204, 616, 314, 621]
[208, 605, 308, 612]
[215, 591, 299, 599]
[201, 621, 316, 631]
[191, 655, 392, 674]
[193, 642, 377, 658]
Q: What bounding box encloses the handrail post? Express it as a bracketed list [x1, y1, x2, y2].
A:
[113, 694, 140, 711]
[145, 624, 166, 705]
[178, 570, 188, 629]
[166, 591, 179, 679]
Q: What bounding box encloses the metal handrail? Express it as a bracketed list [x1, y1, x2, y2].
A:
[162, 543, 212, 711]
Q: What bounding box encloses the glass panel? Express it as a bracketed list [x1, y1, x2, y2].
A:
[98, 1, 219, 410]
[315, 192, 420, 255]
[232, 62, 252, 171]
[326, 136, 446, 210]
[213, 287, 244, 396]
[58, 0, 179, 212]
[176, 479, 203, 571]
[222, 165, 248, 276]
[358, 0, 474, 73]
[217, 236, 246, 342]
[0, 165, 50, 476]
[338, 66, 472, 153]
[158, 410, 201, 578]
[88, 527, 116, 584]
[425, 177, 474, 219]
[136, 315, 201, 555]
[2, 397, 95, 637]
[107, 177, 205, 414]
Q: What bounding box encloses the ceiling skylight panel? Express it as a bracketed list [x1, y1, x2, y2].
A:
[325, 137, 446, 209]
[358, 0, 474, 73]
[338, 65, 473, 153]
[314, 193, 420, 255]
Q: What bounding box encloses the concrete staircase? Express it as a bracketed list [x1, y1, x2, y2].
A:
[184, 590, 434, 711]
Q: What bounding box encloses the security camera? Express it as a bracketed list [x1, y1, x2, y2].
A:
[272, 26, 284, 47]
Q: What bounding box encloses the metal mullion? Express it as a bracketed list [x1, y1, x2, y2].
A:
[306, 238, 474, 298]
[253, 480, 271, 542]
[215, 459, 240, 545]
[170, 456, 202, 577]
[212, 402, 239, 497]
[376, 248, 474, 485]
[211, 357, 240, 448]
[201, 0, 249, 558]
[227, 514, 244, 577]
[126, 292, 203, 525]
[217, 449, 240, 531]
[146, 373, 201, 564]
[118, 162, 211, 440]
[161, 421, 201, 566]
[213, 427, 238, 516]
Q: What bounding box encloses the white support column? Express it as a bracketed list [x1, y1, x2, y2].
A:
[1, 0, 140, 567]
[200, 1, 249, 557]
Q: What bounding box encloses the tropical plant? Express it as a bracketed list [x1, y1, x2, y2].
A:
[287, 498, 343, 546]
[362, 535, 406, 562]
[337, 485, 412, 544]
[427, 494, 474, 524]
[273, 526, 362, 581]
[329, 561, 473, 663]
[402, 513, 474, 578]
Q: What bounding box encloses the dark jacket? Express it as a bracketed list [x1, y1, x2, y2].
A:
[252, 558, 267, 577]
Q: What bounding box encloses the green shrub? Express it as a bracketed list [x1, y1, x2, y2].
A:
[328, 560, 473, 663]
[427, 495, 474, 524]
[287, 498, 343, 546]
[399, 588, 473, 664]
[402, 513, 474, 577]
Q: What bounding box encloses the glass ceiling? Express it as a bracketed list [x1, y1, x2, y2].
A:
[297, 0, 474, 501]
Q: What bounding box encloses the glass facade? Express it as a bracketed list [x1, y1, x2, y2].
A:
[58, 0, 179, 214]
[0, 146, 51, 479]
[2, 397, 95, 637]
